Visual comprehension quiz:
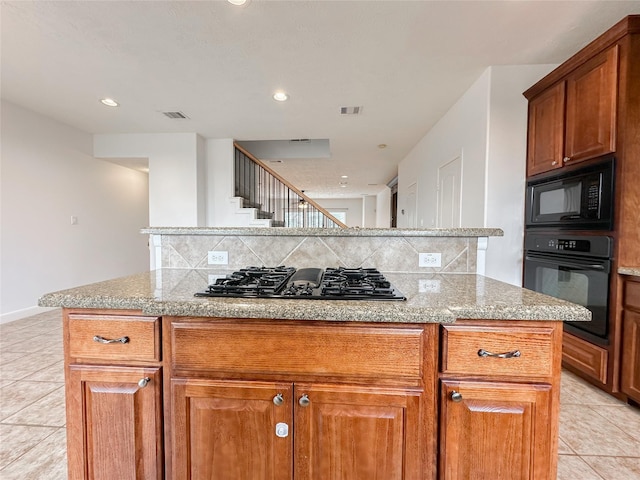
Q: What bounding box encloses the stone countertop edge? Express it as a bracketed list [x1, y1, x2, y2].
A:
[38, 271, 590, 324]
[140, 227, 504, 237]
[619, 266, 640, 277]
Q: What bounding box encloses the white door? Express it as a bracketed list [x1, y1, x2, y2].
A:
[437, 156, 462, 228]
[404, 182, 417, 227]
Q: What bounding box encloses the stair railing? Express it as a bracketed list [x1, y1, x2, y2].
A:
[234, 143, 347, 228]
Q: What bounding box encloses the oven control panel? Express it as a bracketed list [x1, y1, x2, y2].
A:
[551, 239, 591, 252]
[525, 234, 613, 258]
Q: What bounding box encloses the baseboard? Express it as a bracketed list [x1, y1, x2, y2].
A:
[0, 306, 58, 325]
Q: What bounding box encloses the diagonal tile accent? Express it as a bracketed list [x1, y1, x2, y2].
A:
[281, 237, 342, 268]
[239, 235, 304, 267]
[321, 237, 390, 267]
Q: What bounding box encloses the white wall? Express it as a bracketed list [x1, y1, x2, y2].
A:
[315, 197, 364, 227]
[362, 195, 377, 228]
[94, 133, 205, 227]
[376, 186, 391, 228]
[397, 65, 556, 285]
[206, 138, 236, 226]
[484, 65, 556, 285]
[0, 101, 149, 321]
[398, 70, 490, 230]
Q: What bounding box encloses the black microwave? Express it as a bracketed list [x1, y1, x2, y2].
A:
[525, 157, 614, 230]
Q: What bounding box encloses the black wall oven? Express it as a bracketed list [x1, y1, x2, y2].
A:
[524, 234, 612, 346]
[525, 156, 614, 230]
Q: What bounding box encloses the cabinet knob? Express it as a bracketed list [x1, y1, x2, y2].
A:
[551, 160, 558, 166]
[298, 394, 310, 407]
[273, 393, 284, 406]
[450, 391, 463, 403]
[138, 377, 150, 388]
[563, 156, 571, 163]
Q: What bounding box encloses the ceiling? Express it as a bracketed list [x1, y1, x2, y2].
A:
[2, 1, 639, 199]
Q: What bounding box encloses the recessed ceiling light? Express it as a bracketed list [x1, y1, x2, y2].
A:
[100, 98, 119, 107]
[341, 175, 348, 179]
[377, 144, 387, 149]
[273, 91, 289, 102]
[228, 0, 249, 5]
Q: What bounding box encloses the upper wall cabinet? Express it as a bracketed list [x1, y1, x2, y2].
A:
[526, 46, 618, 177]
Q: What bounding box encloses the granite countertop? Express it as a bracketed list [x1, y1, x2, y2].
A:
[141, 227, 504, 237]
[619, 267, 640, 277]
[38, 269, 590, 324]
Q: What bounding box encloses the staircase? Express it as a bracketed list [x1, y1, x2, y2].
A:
[234, 144, 346, 228]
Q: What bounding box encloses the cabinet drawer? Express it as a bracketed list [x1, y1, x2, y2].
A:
[171, 321, 427, 380]
[68, 313, 161, 362]
[624, 279, 640, 311]
[441, 323, 558, 378]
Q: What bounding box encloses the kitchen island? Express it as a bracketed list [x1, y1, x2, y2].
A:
[39, 228, 590, 480]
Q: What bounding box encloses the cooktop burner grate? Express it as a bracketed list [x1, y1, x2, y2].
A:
[195, 266, 405, 301]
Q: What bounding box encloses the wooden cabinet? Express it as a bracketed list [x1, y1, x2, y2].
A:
[172, 379, 292, 480]
[524, 15, 640, 397]
[526, 82, 565, 176]
[440, 380, 553, 480]
[63, 310, 163, 480]
[563, 46, 618, 164]
[171, 379, 422, 480]
[62, 309, 564, 479]
[66, 366, 163, 480]
[439, 321, 562, 480]
[166, 317, 437, 480]
[621, 276, 640, 403]
[294, 383, 423, 480]
[525, 46, 618, 176]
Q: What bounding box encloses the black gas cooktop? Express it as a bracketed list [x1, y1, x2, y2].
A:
[195, 266, 406, 301]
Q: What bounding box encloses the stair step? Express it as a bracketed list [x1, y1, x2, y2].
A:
[242, 200, 262, 210]
[256, 210, 274, 219]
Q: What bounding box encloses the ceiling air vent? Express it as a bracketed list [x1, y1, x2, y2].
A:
[289, 138, 310, 143]
[162, 111, 189, 119]
[340, 106, 362, 115]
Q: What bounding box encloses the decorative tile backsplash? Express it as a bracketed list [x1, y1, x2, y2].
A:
[155, 233, 480, 274]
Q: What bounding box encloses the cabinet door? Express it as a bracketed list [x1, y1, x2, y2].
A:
[527, 82, 565, 176]
[621, 309, 640, 402]
[294, 383, 424, 480]
[564, 46, 618, 164]
[171, 379, 293, 480]
[440, 380, 554, 480]
[66, 365, 163, 480]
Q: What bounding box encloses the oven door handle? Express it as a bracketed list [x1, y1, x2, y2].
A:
[524, 253, 609, 272]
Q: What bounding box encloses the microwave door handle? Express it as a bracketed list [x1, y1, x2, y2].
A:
[524, 254, 607, 271]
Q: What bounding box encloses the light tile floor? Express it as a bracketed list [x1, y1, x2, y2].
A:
[1, 309, 639, 479]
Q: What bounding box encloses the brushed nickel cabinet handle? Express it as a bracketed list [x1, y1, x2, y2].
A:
[450, 391, 463, 402]
[93, 335, 129, 344]
[478, 349, 521, 359]
[298, 394, 310, 407]
[551, 160, 558, 166]
[138, 377, 150, 388]
[273, 394, 284, 406]
[563, 156, 571, 163]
